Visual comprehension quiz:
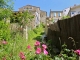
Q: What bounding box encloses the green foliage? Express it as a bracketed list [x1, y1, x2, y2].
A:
[28, 23, 44, 40]
[0, 0, 14, 9]
[53, 44, 78, 60]
[0, 0, 13, 21]
[10, 11, 34, 27]
[0, 20, 78, 60]
[22, 11, 34, 23]
[0, 32, 27, 60]
[0, 21, 10, 40]
[60, 44, 77, 60]
[10, 12, 23, 23]
[0, 8, 12, 20]
[61, 15, 70, 20]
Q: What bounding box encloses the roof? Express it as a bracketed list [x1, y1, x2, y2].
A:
[19, 4, 40, 9]
[40, 10, 47, 13]
[63, 4, 80, 10]
[71, 4, 80, 9]
[26, 5, 40, 8]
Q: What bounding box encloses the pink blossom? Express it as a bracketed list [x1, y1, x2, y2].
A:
[19, 52, 26, 60]
[34, 41, 40, 46]
[74, 49, 80, 56]
[27, 45, 31, 49]
[35, 47, 41, 54]
[43, 49, 48, 55]
[2, 41, 7, 44]
[42, 44, 47, 49]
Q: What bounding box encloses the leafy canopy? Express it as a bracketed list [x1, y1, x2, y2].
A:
[10, 11, 34, 26]
[0, 0, 14, 9]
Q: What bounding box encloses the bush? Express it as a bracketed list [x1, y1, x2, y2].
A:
[0, 21, 11, 40]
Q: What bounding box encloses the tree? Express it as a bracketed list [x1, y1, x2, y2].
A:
[10, 11, 34, 26]
[0, 0, 13, 20]
[22, 11, 34, 25]
[0, 8, 12, 20]
[0, 0, 14, 9]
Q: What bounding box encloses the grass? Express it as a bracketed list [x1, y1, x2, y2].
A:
[0, 24, 44, 60]
[27, 24, 44, 49]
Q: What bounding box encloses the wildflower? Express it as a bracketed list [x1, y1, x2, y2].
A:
[35, 47, 41, 54]
[42, 44, 47, 49]
[19, 52, 26, 60]
[2, 40, 7, 44]
[74, 49, 80, 56]
[43, 49, 48, 55]
[35, 41, 40, 46]
[27, 45, 31, 49]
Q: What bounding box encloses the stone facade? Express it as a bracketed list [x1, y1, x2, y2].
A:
[63, 4, 80, 17]
[49, 10, 63, 22]
[40, 10, 47, 25]
[19, 5, 47, 29]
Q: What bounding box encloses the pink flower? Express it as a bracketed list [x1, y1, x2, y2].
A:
[19, 52, 26, 60]
[43, 49, 48, 55]
[42, 44, 47, 49]
[35, 41, 40, 46]
[2, 41, 7, 44]
[35, 47, 41, 54]
[74, 49, 80, 56]
[27, 45, 31, 49]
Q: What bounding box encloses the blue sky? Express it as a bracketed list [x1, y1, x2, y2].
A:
[13, 0, 80, 15]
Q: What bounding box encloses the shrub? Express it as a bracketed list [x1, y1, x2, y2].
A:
[0, 21, 10, 40]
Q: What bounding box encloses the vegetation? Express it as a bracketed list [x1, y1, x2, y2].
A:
[0, 0, 80, 60]
[0, 22, 48, 60]
[53, 44, 78, 60]
[0, 8, 12, 20]
[0, 0, 13, 21]
[0, 0, 14, 9]
[61, 15, 70, 20]
[10, 11, 34, 30]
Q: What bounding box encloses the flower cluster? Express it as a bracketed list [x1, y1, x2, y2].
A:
[34, 41, 40, 46]
[35, 41, 48, 55]
[2, 40, 7, 45]
[19, 52, 26, 60]
[74, 49, 80, 56]
[27, 45, 31, 50]
[19, 41, 48, 60]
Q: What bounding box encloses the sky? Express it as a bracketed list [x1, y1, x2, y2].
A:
[13, 0, 80, 15]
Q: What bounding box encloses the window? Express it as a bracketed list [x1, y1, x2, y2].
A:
[71, 11, 75, 14]
[58, 13, 61, 17]
[72, 12, 74, 14]
[53, 13, 56, 17]
[64, 10, 66, 11]
[28, 7, 32, 10]
[26, 7, 32, 10]
[63, 10, 66, 12]
[24, 7, 27, 11]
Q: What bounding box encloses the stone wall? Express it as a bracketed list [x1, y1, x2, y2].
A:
[40, 10, 47, 25]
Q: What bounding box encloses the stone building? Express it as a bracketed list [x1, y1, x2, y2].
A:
[40, 10, 47, 25]
[49, 9, 63, 22]
[63, 4, 80, 17]
[19, 5, 47, 29]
